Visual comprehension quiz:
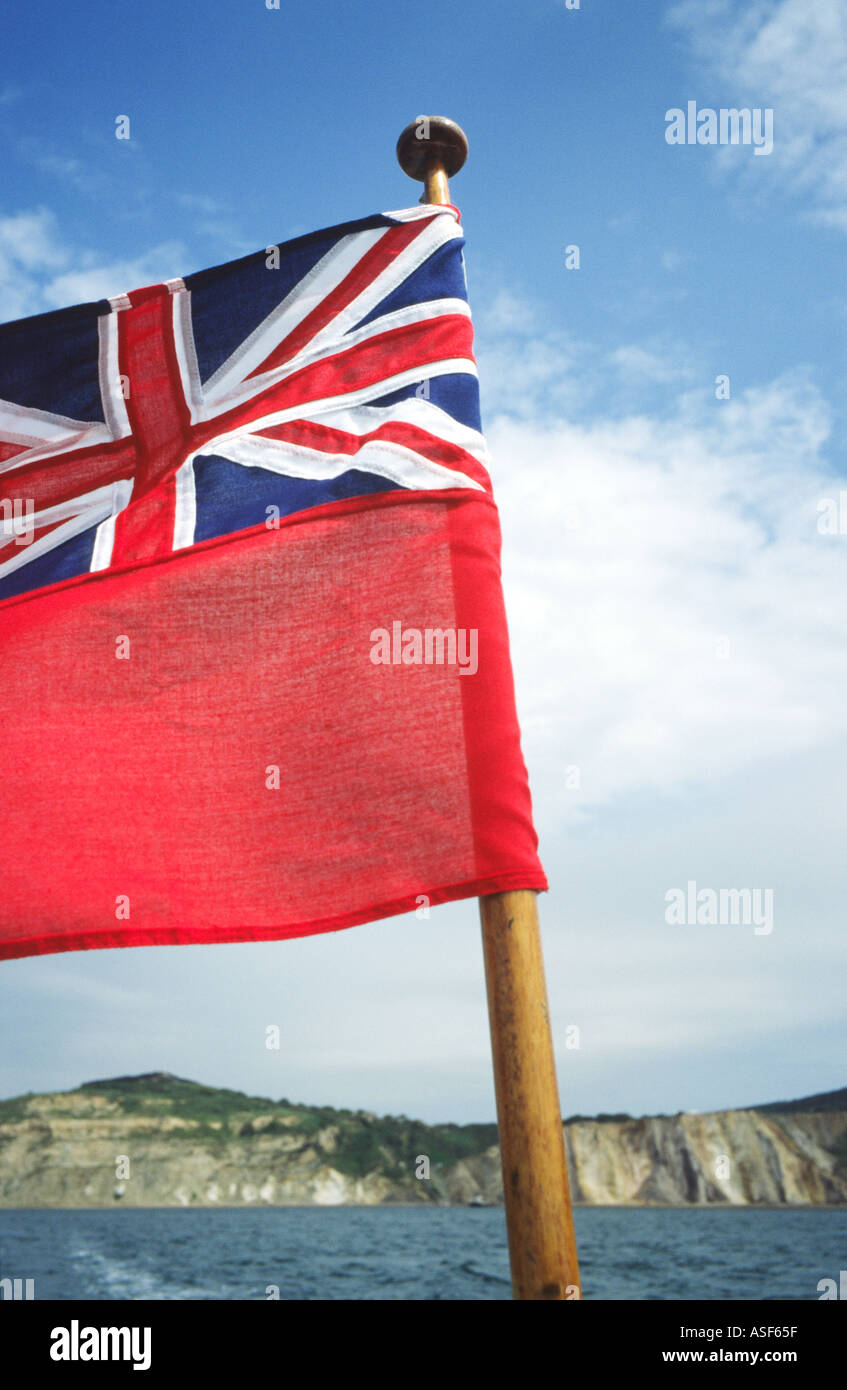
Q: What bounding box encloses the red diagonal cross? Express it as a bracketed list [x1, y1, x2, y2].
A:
[1, 214, 474, 573]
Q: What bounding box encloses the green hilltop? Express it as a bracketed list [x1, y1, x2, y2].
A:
[1, 1072, 845, 1207]
[10, 1071, 501, 1182]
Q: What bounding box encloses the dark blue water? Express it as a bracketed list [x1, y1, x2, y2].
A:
[1, 1207, 844, 1300]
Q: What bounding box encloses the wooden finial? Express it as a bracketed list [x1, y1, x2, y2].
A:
[396, 116, 469, 206]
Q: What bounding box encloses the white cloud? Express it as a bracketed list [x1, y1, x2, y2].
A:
[43, 245, 186, 307]
[486, 360, 845, 832]
[0, 206, 186, 320]
[474, 305, 694, 425]
[0, 209, 67, 320]
[474, 284, 698, 424]
[609, 344, 692, 385]
[472, 299, 847, 1112]
[474, 290, 585, 421]
[0, 209, 68, 272]
[667, 0, 847, 229]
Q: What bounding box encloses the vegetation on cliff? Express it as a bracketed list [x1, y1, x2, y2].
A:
[0, 1073, 844, 1207]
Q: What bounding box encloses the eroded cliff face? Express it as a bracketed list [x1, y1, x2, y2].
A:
[563, 1111, 847, 1206]
[454, 1111, 847, 1207]
[0, 1085, 844, 1208]
[0, 1095, 399, 1208]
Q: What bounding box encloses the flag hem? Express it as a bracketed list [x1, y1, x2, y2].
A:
[0, 485, 486, 615]
[0, 870, 549, 962]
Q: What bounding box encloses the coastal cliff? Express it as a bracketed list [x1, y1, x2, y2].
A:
[0, 1074, 844, 1208]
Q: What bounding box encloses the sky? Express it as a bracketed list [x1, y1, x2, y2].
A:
[0, 0, 845, 1123]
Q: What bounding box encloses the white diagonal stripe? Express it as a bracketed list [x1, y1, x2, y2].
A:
[185, 357, 478, 451]
[0, 398, 114, 475]
[201, 227, 387, 404]
[205, 299, 472, 420]
[201, 216, 464, 414]
[191, 430, 483, 495]
[300, 398, 490, 467]
[296, 214, 464, 362]
[0, 479, 132, 581]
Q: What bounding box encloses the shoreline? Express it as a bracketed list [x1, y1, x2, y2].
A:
[2, 1201, 845, 1213]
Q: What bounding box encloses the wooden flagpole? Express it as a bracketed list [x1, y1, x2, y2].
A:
[396, 118, 581, 1301]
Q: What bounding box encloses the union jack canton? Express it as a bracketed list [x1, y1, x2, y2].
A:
[0, 205, 491, 602]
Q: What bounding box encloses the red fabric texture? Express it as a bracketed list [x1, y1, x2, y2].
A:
[0, 489, 546, 960]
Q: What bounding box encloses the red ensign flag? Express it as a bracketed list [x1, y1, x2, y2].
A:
[0, 205, 546, 961]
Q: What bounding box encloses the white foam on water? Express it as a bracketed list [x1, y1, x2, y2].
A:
[70, 1245, 224, 1301]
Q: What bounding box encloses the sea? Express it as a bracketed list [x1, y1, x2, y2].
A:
[1, 1206, 844, 1300]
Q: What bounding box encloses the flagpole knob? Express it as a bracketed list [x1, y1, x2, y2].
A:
[396, 117, 469, 205]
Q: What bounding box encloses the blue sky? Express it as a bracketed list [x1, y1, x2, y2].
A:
[1, 0, 846, 1122]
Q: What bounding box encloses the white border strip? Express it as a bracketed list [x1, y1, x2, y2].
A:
[172, 459, 197, 550]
